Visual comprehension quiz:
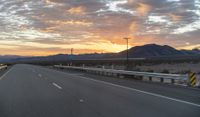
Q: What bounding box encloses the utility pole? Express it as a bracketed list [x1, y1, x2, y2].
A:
[70, 48, 73, 66]
[71, 48, 73, 55]
[124, 37, 130, 70]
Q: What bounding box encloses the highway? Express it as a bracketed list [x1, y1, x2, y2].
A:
[0, 64, 199, 117]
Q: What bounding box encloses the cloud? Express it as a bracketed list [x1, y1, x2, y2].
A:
[177, 44, 200, 50]
[46, 20, 93, 26]
[129, 21, 141, 32]
[172, 0, 200, 34]
[136, 3, 152, 16]
[67, 6, 86, 15]
[168, 13, 183, 21]
[0, 0, 200, 55]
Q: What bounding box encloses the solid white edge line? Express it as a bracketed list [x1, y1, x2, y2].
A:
[77, 76, 200, 108]
[40, 67, 200, 107]
[52, 82, 62, 90]
[0, 67, 13, 80]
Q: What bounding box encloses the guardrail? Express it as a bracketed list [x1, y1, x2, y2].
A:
[53, 65, 194, 86]
[0, 65, 7, 70]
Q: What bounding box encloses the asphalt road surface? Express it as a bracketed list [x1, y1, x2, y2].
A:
[0, 64, 199, 117]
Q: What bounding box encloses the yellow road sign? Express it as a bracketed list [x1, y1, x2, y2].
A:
[189, 72, 197, 87]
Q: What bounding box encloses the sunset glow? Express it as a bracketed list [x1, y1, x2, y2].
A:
[0, 0, 200, 56]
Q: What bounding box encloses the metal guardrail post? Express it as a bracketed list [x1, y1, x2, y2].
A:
[111, 65, 114, 69]
[149, 76, 152, 81]
[139, 76, 143, 80]
[171, 79, 175, 84]
[160, 78, 164, 83]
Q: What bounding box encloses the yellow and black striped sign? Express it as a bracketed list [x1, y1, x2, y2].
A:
[189, 72, 197, 87]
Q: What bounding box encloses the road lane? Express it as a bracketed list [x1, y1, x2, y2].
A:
[0, 64, 102, 117]
[30, 64, 200, 117]
[52, 66, 200, 104]
[0, 64, 199, 117]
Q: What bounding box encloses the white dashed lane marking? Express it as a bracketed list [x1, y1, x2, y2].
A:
[52, 82, 62, 90]
[38, 74, 42, 78]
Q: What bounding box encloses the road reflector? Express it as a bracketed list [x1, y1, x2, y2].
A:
[189, 72, 197, 87]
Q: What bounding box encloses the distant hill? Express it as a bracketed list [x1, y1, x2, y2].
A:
[181, 49, 200, 55]
[117, 44, 184, 58]
[0, 55, 26, 62]
[1, 53, 115, 63]
[1, 44, 200, 63]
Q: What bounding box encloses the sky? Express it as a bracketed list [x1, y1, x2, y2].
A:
[0, 0, 200, 56]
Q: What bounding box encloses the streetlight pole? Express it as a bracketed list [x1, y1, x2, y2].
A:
[124, 37, 130, 70]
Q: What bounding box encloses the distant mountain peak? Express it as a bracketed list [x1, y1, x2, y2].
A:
[118, 44, 183, 58]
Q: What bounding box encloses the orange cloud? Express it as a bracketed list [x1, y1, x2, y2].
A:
[41, 26, 57, 33]
[177, 44, 200, 50]
[107, 34, 160, 47]
[168, 13, 183, 21]
[47, 20, 93, 26]
[41, 20, 93, 33]
[0, 39, 128, 56]
[67, 6, 86, 15]
[45, 0, 54, 4]
[129, 21, 140, 32]
[136, 3, 152, 16]
[45, 0, 50, 3]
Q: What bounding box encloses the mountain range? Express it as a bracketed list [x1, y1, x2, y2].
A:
[1, 44, 200, 63]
